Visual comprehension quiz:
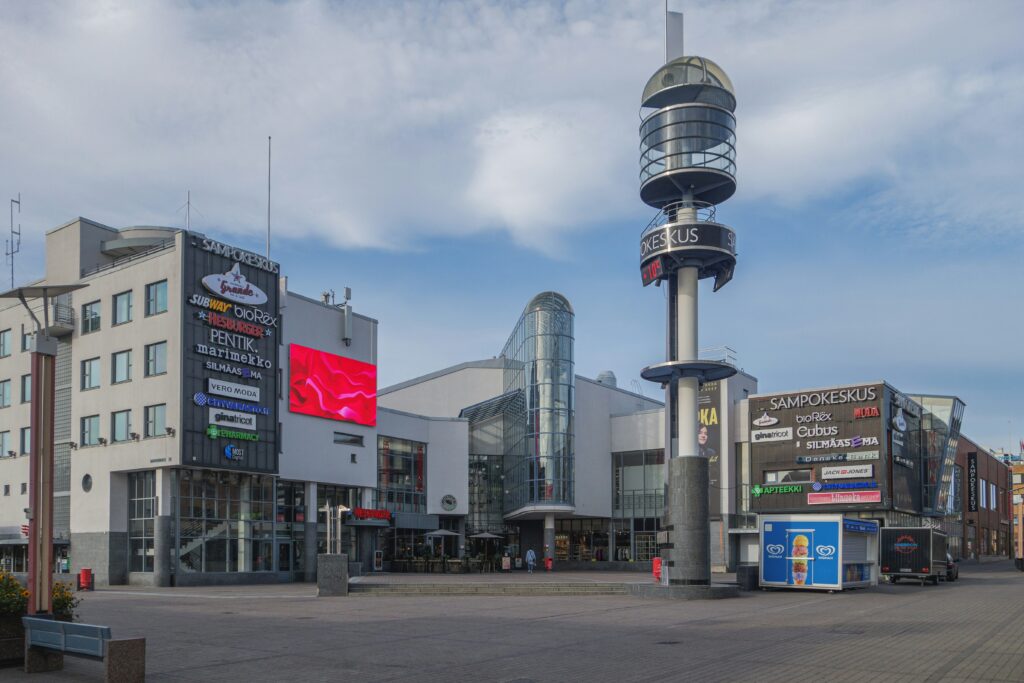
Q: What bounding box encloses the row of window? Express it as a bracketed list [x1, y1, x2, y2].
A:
[80, 405, 167, 446]
[80, 279, 168, 335]
[82, 342, 167, 389]
[2, 482, 27, 496]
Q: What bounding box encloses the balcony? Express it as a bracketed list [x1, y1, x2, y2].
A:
[44, 302, 75, 337]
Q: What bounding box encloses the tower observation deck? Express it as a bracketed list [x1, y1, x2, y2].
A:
[637, 14, 740, 590]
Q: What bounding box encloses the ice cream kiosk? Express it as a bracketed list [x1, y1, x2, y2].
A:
[759, 514, 879, 591]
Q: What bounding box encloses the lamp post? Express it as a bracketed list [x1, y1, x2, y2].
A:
[0, 284, 86, 614]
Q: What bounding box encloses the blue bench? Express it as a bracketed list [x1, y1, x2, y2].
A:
[22, 616, 145, 682]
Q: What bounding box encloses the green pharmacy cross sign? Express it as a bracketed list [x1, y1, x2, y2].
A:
[751, 484, 803, 498]
[206, 425, 260, 442]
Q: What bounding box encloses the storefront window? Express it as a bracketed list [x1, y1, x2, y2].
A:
[176, 471, 274, 573]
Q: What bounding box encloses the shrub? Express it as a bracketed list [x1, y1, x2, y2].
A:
[52, 582, 80, 621]
[0, 571, 29, 617]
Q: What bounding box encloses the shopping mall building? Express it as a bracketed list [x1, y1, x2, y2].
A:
[0, 219, 1008, 585]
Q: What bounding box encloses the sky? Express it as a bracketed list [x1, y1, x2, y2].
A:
[1, 0, 1022, 453]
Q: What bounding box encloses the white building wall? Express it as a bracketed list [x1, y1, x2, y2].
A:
[278, 292, 378, 489]
[575, 377, 663, 519]
[379, 363, 504, 418]
[377, 408, 469, 516]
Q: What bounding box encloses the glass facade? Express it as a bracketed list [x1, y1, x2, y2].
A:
[376, 435, 426, 513]
[911, 395, 965, 515]
[500, 292, 574, 513]
[176, 472, 275, 574]
[612, 449, 665, 561]
[128, 471, 156, 572]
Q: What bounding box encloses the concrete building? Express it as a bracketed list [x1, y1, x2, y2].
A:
[0, 218, 470, 585]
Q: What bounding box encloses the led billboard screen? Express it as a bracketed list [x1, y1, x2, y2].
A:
[288, 344, 377, 426]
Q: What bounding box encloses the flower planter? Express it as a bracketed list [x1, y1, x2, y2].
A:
[0, 615, 24, 667]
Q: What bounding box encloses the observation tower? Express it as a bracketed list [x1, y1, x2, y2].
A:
[638, 9, 738, 587]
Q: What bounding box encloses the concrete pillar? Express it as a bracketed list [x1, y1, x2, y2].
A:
[543, 513, 555, 564]
[457, 517, 466, 559]
[663, 266, 710, 586]
[304, 482, 317, 583]
[608, 519, 615, 562]
[153, 515, 171, 587]
[316, 554, 348, 597]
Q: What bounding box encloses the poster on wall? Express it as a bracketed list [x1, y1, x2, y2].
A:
[289, 343, 377, 426]
[182, 233, 281, 473]
[699, 381, 723, 514]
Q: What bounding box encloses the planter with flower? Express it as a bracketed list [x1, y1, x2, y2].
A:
[0, 572, 81, 666]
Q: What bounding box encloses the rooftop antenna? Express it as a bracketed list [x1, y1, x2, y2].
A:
[667, 0, 684, 62]
[5, 193, 20, 289]
[266, 135, 272, 260]
[177, 191, 203, 230]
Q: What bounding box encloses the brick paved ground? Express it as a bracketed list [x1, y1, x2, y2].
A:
[5, 561, 1022, 682]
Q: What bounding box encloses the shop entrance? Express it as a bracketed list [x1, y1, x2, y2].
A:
[277, 540, 293, 572]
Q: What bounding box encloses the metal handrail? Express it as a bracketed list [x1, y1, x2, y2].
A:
[80, 238, 176, 278]
[642, 199, 717, 235]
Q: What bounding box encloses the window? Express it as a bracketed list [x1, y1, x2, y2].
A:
[0, 329, 10, 357]
[334, 432, 365, 447]
[980, 478, 987, 509]
[81, 357, 101, 390]
[112, 350, 132, 384]
[764, 469, 813, 484]
[990, 482, 997, 510]
[0, 379, 10, 408]
[2, 485, 8, 497]
[81, 301, 101, 334]
[145, 342, 167, 376]
[111, 410, 131, 443]
[20, 483, 26, 495]
[81, 415, 100, 447]
[21, 327, 33, 352]
[128, 471, 156, 572]
[112, 291, 133, 325]
[145, 280, 168, 316]
[376, 436, 427, 513]
[20, 427, 31, 455]
[144, 404, 166, 438]
[0, 431, 9, 456]
[20, 374, 31, 403]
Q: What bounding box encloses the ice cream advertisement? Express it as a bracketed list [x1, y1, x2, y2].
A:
[760, 516, 841, 589]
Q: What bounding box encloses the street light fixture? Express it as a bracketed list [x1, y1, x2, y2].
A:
[0, 284, 86, 615]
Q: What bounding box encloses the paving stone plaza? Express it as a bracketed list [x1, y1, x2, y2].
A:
[6, 561, 1023, 682]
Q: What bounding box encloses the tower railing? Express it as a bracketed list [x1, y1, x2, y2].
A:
[642, 199, 717, 235]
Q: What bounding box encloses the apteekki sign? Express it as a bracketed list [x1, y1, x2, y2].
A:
[182, 232, 281, 473]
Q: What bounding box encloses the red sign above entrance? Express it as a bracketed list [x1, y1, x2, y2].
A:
[353, 508, 391, 521]
[854, 406, 880, 419]
[807, 491, 881, 505]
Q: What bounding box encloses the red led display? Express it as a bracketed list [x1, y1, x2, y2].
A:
[288, 344, 377, 426]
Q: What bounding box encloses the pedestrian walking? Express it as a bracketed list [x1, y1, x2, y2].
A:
[526, 547, 537, 573]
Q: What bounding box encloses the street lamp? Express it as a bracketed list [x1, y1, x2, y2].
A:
[0, 284, 86, 614]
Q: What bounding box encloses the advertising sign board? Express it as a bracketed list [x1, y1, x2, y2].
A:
[182, 232, 280, 472]
[289, 344, 378, 426]
[967, 452, 978, 512]
[749, 384, 886, 513]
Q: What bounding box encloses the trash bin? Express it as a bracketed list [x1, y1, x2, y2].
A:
[544, 557, 553, 572]
[652, 557, 662, 582]
[78, 567, 94, 591]
[736, 563, 758, 591]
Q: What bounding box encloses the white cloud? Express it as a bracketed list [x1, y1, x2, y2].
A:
[1, 0, 1021, 253]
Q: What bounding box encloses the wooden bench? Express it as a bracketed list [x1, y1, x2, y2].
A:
[22, 616, 145, 682]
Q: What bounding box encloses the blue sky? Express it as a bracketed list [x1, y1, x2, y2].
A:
[1, 0, 1022, 452]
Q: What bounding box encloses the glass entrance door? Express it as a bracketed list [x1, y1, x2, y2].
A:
[277, 541, 292, 572]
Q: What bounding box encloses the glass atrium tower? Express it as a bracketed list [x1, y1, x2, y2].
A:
[501, 292, 575, 560]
